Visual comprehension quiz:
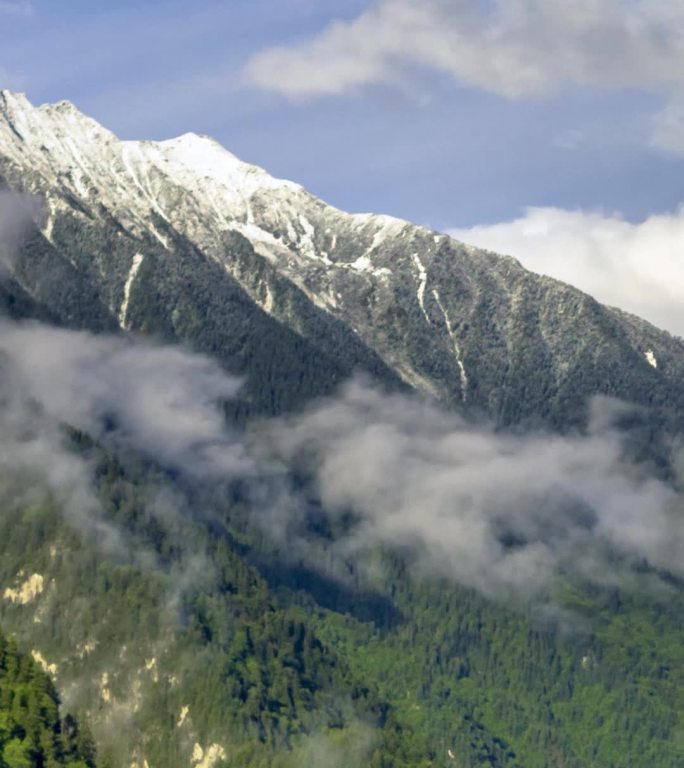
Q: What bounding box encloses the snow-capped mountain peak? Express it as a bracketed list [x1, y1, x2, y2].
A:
[0, 91, 682, 428]
[153, 132, 301, 194]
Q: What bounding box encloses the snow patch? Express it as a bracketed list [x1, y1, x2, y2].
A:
[4, 573, 44, 604]
[121, 143, 170, 224]
[350, 255, 372, 271]
[353, 213, 406, 257]
[347, 254, 392, 279]
[297, 214, 326, 263]
[156, 133, 300, 196]
[262, 283, 275, 315]
[411, 253, 431, 324]
[231, 222, 288, 263]
[432, 289, 469, 402]
[41, 196, 58, 244]
[393, 361, 443, 400]
[119, 252, 144, 329]
[63, 137, 92, 198]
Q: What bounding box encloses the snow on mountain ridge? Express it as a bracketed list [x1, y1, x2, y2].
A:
[0, 92, 415, 268]
[154, 132, 302, 194]
[0, 91, 412, 234]
[5, 91, 679, 422]
[0, 91, 308, 225]
[0, 92, 461, 397]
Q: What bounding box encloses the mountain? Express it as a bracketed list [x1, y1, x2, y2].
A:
[1, 89, 683, 431]
[0, 91, 682, 768]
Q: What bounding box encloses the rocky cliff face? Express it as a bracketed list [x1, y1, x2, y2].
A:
[1, 89, 683, 432]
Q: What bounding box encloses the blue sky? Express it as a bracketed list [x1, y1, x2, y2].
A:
[2, 1, 684, 333]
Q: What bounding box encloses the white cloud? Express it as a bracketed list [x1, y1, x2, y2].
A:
[0, 318, 680, 605]
[245, 0, 684, 99]
[450, 205, 684, 337]
[0, 191, 40, 272]
[245, 0, 684, 153]
[0, 323, 251, 478]
[261, 380, 684, 601]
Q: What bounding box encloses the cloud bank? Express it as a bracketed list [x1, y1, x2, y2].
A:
[246, 0, 684, 98]
[0, 320, 254, 571]
[450, 206, 684, 338]
[0, 319, 681, 605]
[260, 380, 684, 601]
[0, 322, 251, 478]
[0, 342, 120, 551]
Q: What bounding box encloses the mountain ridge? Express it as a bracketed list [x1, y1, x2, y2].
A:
[1, 89, 683, 429]
[1, 90, 682, 430]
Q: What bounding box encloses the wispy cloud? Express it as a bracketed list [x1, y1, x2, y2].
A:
[0, 322, 251, 479]
[0, 319, 253, 575]
[246, 1, 684, 99]
[0, 312, 684, 601]
[259, 380, 684, 603]
[0, 319, 680, 607]
[450, 205, 684, 337]
[245, 0, 684, 154]
[0, 191, 40, 273]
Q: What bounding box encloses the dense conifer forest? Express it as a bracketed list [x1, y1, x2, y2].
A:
[0, 630, 96, 768]
[0, 435, 681, 767]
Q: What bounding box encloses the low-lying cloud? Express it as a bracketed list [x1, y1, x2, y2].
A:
[0, 346, 122, 552]
[0, 191, 40, 272]
[259, 380, 684, 601]
[0, 322, 251, 478]
[0, 320, 254, 575]
[0, 318, 681, 605]
[450, 205, 684, 338]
